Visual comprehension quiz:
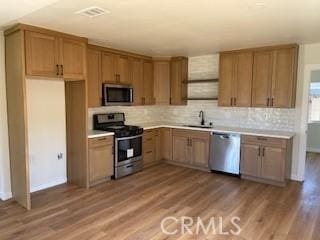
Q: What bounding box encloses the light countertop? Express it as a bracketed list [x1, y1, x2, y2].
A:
[88, 130, 114, 139]
[88, 122, 295, 139]
[136, 122, 295, 139]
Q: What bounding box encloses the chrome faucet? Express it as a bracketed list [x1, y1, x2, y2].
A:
[199, 110, 205, 125]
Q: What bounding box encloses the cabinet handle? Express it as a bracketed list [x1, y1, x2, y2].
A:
[60, 65, 64, 76]
[257, 137, 268, 141]
[230, 98, 233, 106]
[267, 98, 270, 106]
[271, 97, 274, 107]
[98, 137, 107, 141]
[258, 147, 261, 156]
[262, 147, 265, 157]
[234, 97, 237, 106]
[146, 151, 153, 154]
[56, 64, 60, 75]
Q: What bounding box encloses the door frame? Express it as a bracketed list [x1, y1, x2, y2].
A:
[298, 64, 320, 181]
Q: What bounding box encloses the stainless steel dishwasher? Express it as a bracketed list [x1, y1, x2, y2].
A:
[209, 132, 241, 175]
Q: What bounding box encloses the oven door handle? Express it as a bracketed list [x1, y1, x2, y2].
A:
[116, 134, 143, 141]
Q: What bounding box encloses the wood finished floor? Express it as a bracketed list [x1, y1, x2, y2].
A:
[1, 154, 320, 240]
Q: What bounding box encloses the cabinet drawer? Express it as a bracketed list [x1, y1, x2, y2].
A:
[89, 136, 113, 148]
[241, 135, 287, 148]
[173, 129, 209, 140]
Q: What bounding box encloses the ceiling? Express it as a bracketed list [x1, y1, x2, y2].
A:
[0, 0, 59, 27]
[3, 0, 320, 56]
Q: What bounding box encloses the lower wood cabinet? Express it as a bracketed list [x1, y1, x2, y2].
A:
[160, 128, 173, 161]
[143, 129, 160, 167]
[88, 136, 114, 186]
[240, 135, 292, 186]
[172, 129, 209, 169]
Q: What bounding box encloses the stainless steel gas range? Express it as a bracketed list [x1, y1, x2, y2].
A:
[93, 113, 143, 179]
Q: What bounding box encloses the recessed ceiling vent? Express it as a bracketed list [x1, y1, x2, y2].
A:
[75, 6, 109, 18]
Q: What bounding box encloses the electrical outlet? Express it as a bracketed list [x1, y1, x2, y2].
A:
[57, 153, 63, 160]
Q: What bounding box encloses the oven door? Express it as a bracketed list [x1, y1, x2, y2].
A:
[103, 84, 133, 106]
[115, 135, 142, 167]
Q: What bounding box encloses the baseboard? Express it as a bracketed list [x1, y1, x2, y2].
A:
[0, 191, 12, 201]
[307, 147, 320, 153]
[31, 177, 67, 193]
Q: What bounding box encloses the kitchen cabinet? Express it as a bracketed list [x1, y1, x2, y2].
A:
[87, 48, 102, 107]
[101, 52, 131, 84]
[143, 129, 159, 167]
[172, 129, 209, 169]
[25, 31, 60, 78]
[25, 31, 87, 80]
[240, 135, 292, 186]
[153, 59, 171, 105]
[143, 60, 155, 105]
[130, 57, 144, 105]
[252, 45, 298, 108]
[170, 57, 188, 105]
[218, 51, 253, 107]
[219, 44, 298, 108]
[160, 128, 172, 161]
[88, 136, 114, 186]
[60, 38, 87, 80]
[101, 52, 117, 83]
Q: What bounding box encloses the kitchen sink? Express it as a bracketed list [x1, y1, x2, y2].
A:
[184, 125, 213, 129]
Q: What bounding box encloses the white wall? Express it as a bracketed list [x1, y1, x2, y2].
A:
[26, 80, 67, 192]
[0, 31, 12, 200]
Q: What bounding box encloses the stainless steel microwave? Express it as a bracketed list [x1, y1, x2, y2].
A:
[102, 84, 133, 106]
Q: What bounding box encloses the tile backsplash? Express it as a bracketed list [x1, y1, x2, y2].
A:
[88, 54, 296, 132]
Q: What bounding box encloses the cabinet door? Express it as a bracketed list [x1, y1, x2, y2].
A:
[143, 130, 156, 166]
[170, 58, 188, 105]
[271, 48, 297, 108]
[116, 55, 130, 84]
[160, 128, 172, 161]
[190, 136, 209, 168]
[60, 38, 86, 80]
[234, 52, 253, 107]
[218, 53, 235, 107]
[101, 52, 117, 83]
[173, 134, 190, 164]
[143, 60, 154, 105]
[25, 31, 60, 78]
[240, 144, 261, 177]
[154, 61, 170, 105]
[154, 129, 161, 161]
[89, 143, 114, 184]
[130, 57, 144, 105]
[261, 147, 286, 182]
[87, 48, 101, 107]
[252, 51, 273, 107]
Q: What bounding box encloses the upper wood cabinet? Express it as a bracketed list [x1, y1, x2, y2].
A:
[170, 57, 188, 105]
[130, 57, 144, 105]
[25, 30, 86, 80]
[101, 52, 117, 83]
[219, 44, 298, 108]
[101, 52, 130, 84]
[143, 60, 154, 105]
[153, 60, 171, 105]
[87, 48, 102, 107]
[218, 51, 253, 107]
[116, 55, 130, 84]
[252, 45, 298, 108]
[25, 31, 60, 78]
[60, 38, 86, 80]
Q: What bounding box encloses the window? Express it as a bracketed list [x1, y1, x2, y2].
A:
[308, 82, 320, 122]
